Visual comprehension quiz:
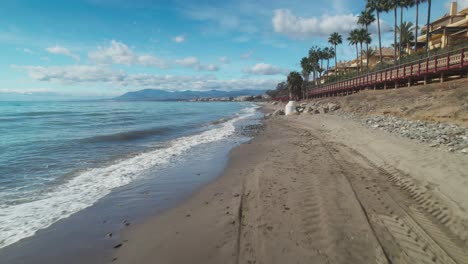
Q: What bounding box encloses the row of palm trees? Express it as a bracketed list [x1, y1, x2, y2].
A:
[286, 0, 433, 100]
[366, 0, 432, 64]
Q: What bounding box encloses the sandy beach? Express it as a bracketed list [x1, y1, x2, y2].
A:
[112, 105, 468, 264]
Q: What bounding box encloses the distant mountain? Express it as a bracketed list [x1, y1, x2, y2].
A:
[115, 89, 266, 101]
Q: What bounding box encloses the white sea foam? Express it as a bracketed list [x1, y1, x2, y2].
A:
[0, 106, 256, 249]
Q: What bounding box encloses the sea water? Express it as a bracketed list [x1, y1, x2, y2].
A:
[0, 100, 259, 249]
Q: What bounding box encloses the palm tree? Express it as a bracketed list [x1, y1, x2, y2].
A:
[323, 47, 335, 72]
[308, 46, 321, 85]
[366, 0, 387, 65]
[384, 0, 398, 64]
[317, 67, 324, 80]
[396, 21, 415, 53]
[356, 28, 371, 72]
[318, 48, 326, 77]
[425, 0, 432, 54]
[287, 71, 303, 101]
[363, 47, 377, 68]
[347, 29, 360, 72]
[414, 0, 427, 52]
[300, 57, 313, 99]
[328, 32, 343, 72]
[364, 33, 372, 67]
[398, 0, 414, 59]
[358, 9, 376, 71]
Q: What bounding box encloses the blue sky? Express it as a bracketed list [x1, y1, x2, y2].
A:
[0, 0, 464, 98]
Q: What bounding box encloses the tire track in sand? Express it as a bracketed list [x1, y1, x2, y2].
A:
[325, 142, 468, 264]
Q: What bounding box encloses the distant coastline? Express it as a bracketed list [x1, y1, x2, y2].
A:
[114, 88, 268, 102]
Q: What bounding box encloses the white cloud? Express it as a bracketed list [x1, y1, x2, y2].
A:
[175, 56, 200, 67]
[13, 64, 276, 91]
[22, 48, 34, 54]
[175, 57, 219, 71]
[184, 6, 258, 34]
[46, 45, 80, 61]
[198, 64, 219, 71]
[272, 9, 360, 38]
[137, 55, 167, 68]
[88, 40, 167, 68]
[173, 35, 185, 43]
[0, 88, 55, 95]
[240, 50, 254, 60]
[243, 63, 289, 75]
[219, 56, 230, 64]
[13, 65, 123, 84]
[88, 40, 135, 65]
[16, 48, 35, 54]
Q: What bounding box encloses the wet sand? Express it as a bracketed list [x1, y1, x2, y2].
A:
[112, 109, 468, 264]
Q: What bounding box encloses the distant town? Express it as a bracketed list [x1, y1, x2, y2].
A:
[188, 94, 270, 102]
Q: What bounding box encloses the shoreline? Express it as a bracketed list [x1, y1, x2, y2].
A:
[0, 104, 262, 264]
[110, 106, 270, 263]
[113, 105, 468, 263]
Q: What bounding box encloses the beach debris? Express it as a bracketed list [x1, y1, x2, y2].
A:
[319, 106, 329, 114]
[327, 103, 340, 112]
[272, 109, 285, 116]
[233, 193, 240, 197]
[112, 258, 117, 262]
[186, 214, 191, 217]
[106, 232, 113, 238]
[296, 106, 306, 113]
[306, 106, 315, 113]
[113, 243, 122, 249]
[271, 101, 278, 105]
[285, 101, 297, 115]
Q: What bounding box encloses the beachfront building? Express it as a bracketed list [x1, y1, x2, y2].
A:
[416, 2, 468, 51]
[325, 60, 358, 77]
[323, 47, 395, 81]
[363, 47, 396, 69]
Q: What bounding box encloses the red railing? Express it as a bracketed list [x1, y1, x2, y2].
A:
[308, 48, 468, 97]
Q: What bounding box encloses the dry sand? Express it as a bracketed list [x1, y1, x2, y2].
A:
[112, 108, 468, 264]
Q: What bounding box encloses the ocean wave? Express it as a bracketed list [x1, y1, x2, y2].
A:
[0, 105, 257, 249]
[207, 117, 232, 126]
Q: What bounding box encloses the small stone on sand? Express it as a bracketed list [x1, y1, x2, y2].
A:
[113, 243, 122, 249]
